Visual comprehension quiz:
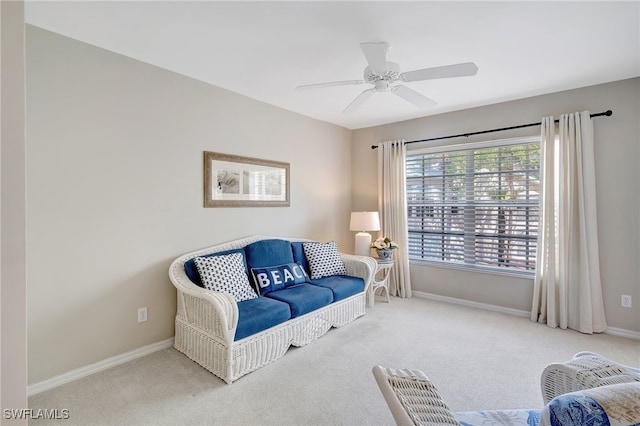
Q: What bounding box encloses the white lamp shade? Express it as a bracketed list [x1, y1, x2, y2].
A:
[349, 211, 380, 232]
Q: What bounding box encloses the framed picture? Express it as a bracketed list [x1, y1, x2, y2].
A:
[204, 151, 290, 207]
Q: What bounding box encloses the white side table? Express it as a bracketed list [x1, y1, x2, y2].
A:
[369, 259, 393, 307]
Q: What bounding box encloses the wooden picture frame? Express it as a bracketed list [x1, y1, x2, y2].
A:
[204, 151, 290, 208]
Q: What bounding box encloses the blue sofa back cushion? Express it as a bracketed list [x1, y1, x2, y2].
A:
[245, 239, 294, 269]
[265, 284, 333, 318]
[251, 262, 310, 295]
[310, 275, 364, 302]
[235, 297, 291, 341]
[184, 248, 247, 288]
[291, 242, 311, 274]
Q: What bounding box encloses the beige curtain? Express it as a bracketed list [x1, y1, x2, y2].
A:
[531, 111, 607, 333]
[377, 140, 412, 298]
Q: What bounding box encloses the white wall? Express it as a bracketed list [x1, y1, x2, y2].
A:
[26, 26, 353, 384]
[1, 0, 28, 422]
[352, 78, 640, 334]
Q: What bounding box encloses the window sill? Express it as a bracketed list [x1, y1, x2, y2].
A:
[409, 259, 535, 279]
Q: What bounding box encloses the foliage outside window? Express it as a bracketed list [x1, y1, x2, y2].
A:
[406, 136, 540, 275]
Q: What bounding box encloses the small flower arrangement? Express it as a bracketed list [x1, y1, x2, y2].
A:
[372, 237, 398, 251]
[372, 237, 398, 260]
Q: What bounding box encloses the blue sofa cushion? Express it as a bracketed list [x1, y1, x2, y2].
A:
[193, 253, 257, 302]
[303, 241, 347, 279]
[291, 241, 311, 275]
[235, 296, 291, 341]
[251, 262, 310, 295]
[265, 284, 333, 318]
[245, 239, 295, 269]
[184, 248, 247, 287]
[310, 275, 364, 302]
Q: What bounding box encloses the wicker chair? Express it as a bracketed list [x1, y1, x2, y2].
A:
[372, 366, 461, 426]
[373, 353, 640, 426]
[540, 351, 640, 404]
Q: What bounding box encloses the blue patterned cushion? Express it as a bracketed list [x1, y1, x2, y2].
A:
[456, 409, 541, 426]
[303, 241, 347, 279]
[184, 248, 247, 287]
[546, 395, 607, 426]
[542, 382, 640, 426]
[193, 253, 257, 302]
[251, 262, 309, 295]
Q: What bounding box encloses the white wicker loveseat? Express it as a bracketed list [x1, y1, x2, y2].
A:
[169, 235, 377, 384]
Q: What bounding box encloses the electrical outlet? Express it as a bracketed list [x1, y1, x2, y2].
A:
[621, 295, 632, 308]
[138, 307, 148, 323]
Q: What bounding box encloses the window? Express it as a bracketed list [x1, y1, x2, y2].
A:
[406, 136, 540, 275]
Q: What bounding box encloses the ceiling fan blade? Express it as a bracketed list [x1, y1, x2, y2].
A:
[343, 88, 375, 114]
[393, 85, 436, 109]
[296, 80, 365, 90]
[400, 62, 478, 82]
[360, 42, 389, 74]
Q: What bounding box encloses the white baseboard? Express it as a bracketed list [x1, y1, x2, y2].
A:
[605, 326, 640, 340]
[413, 291, 640, 341]
[413, 290, 531, 318]
[28, 338, 174, 396]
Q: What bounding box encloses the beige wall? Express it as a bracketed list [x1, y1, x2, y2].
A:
[1, 0, 28, 421]
[352, 78, 640, 334]
[24, 24, 639, 387]
[26, 26, 353, 384]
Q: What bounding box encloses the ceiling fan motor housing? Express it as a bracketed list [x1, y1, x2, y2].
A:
[364, 62, 401, 91]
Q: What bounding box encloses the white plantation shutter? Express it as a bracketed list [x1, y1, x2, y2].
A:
[406, 136, 540, 274]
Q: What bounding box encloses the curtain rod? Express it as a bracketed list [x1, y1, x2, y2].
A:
[370, 109, 613, 150]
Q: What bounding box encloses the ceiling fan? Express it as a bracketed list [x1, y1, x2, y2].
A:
[296, 42, 478, 113]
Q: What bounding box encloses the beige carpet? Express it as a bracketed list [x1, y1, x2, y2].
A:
[29, 297, 640, 426]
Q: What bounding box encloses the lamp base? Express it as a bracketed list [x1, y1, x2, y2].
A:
[354, 232, 372, 257]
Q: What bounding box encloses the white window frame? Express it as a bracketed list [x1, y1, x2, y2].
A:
[406, 135, 540, 278]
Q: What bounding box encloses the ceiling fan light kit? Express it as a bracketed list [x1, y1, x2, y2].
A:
[296, 42, 478, 113]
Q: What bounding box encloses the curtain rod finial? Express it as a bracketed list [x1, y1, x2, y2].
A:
[605, 110, 613, 116]
[371, 145, 378, 150]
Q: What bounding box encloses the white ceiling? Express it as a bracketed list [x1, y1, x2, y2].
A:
[25, 1, 640, 130]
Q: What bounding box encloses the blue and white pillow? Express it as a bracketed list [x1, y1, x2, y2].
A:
[542, 382, 640, 426]
[303, 241, 347, 279]
[193, 253, 257, 302]
[251, 262, 309, 295]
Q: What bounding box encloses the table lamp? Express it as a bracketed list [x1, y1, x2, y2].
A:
[350, 211, 380, 256]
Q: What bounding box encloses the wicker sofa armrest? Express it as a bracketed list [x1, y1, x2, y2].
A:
[541, 352, 640, 404]
[372, 365, 461, 426]
[341, 253, 377, 293]
[169, 255, 239, 343]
